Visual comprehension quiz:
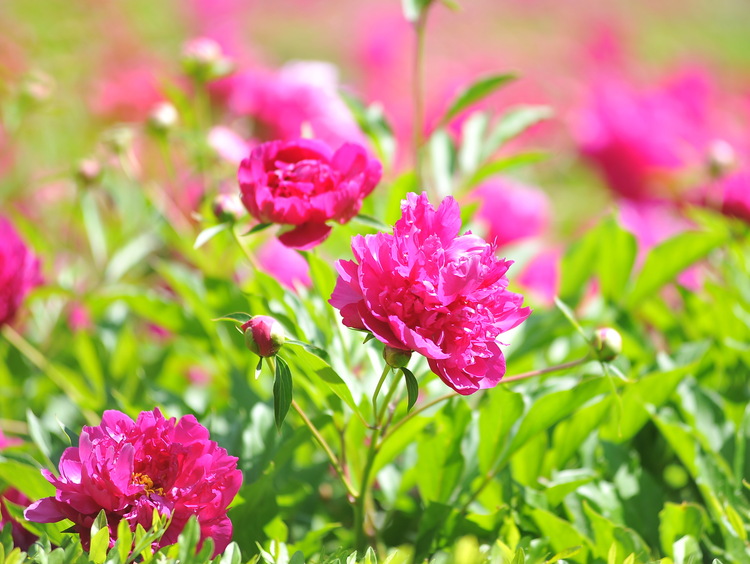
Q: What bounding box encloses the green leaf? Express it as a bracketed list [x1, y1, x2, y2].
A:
[400, 367, 419, 412]
[546, 546, 582, 563]
[440, 74, 516, 127]
[285, 339, 330, 363]
[597, 217, 637, 303]
[116, 518, 133, 563]
[353, 213, 391, 232]
[429, 128, 456, 198]
[89, 510, 110, 564]
[402, 0, 433, 22]
[213, 312, 253, 325]
[243, 222, 273, 235]
[466, 151, 546, 187]
[104, 232, 160, 283]
[273, 356, 293, 430]
[628, 228, 728, 307]
[482, 105, 552, 159]
[659, 502, 706, 558]
[194, 222, 229, 249]
[81, 191, 108, 264]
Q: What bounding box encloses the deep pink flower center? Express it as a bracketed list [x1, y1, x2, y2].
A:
[268, 159, 340, 199]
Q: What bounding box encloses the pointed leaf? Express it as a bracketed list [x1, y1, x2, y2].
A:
[213, 312, 253, 325]
[274, 356, 294, 430]
[440, 74, 516, 126]
[400, 367, 419, 412]
[194, 223, 229, 249]
[243, 222, 273, 235]
[482, 105, 552, 159]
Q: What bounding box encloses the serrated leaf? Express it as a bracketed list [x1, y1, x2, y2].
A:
[194, 222, 229, 249]
[401, 367, 419, 412]
[213, 312, 253, 325]
[274, 356, 293, 430]
[440, 73, 516, 127]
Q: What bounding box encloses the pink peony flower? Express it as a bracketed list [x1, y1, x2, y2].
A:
[329, 193, 531, 395]
[257, 237, 311, 289]
[0, 430, 36, 550]
[0, 217, 42, 327]
[238, 138, 382, 249]
[25, 409, 242, 557]
[472, 178, 550, 247]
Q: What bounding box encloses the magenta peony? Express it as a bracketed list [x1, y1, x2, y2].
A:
[0, 217, 42, 327]
[238, 138, 382, 250]
[329, 193, 531, 395]
[24, 409, 242, 557]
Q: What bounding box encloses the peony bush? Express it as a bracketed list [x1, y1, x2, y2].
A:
[0, 1, 748, 564]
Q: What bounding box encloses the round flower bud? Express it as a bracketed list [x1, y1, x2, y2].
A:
[76, 158, 102, 187]
[241, 316, 285, 357]
[592, 327, 622, 362]
[383, 345, 412, 368]
[181, 37, 233, 82]
[212, 193, 246, 223]
[707, 139, 737, 179]
[147, 102, 178, 134]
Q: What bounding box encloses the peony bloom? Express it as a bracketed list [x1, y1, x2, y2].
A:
[238, 138, 382, 250]
[25, 409, 242, 557]
[0, 431, 36, 550]
[329, 193, 531, 395]
[0, 217, 42, 327]
[472, 178, 550, 248]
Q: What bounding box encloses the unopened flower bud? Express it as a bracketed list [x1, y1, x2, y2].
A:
[241, 315, 285, 357]
[76, 158, 102, 186]
[147, 102, 178, 134]
[592, 327, 622, 362]
[20, 70, 55, 105]
[212, 193, 246, 223]
[181, 37, 233, 82]
[383, 345, 412, 368]
[707, 139, 736, 179]
[102, 126, 134, 155]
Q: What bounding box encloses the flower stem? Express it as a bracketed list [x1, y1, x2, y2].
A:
[1, 325, 98, 424]
[381, 392, 454, 444]
[230, 223, 263, 271]
[412, 11, 428, 189]
[501, 356, 589, 383]
[291, 399, 358, 499]
[371, 364, 392, 419]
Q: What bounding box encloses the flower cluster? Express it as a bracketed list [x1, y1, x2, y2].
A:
[330, 193, 531, 395]
[25, 409, 242, 556]
[238, 138, 382, 249]
[0, 217, 42, 327]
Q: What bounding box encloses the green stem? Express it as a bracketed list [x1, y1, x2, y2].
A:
[381, 392, 454, 444]
[501, 356, 589, 383]
[291, 399, 358, 499]
[371, 364, 392, 419]
[412, 11, 428, 189]
[2, 325, 98, 424]
[230, 224, 263, 271]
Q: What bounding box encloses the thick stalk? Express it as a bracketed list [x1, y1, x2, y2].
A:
[501, 356, 589, 383]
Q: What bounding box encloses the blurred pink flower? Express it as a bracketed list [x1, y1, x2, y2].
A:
[330, 193, 530, 395]
[575, 70, 714, 201]
[472, 178, 550, 247]
[91, 66, 165, 122]
[68, 302, 93, 333]
[208, 126, 254, 164]
[517, 249, 561, 306]
[25, 408, 242, 557]
[257, 237, 311, 289]
[238, 138, 382, 249]
[719, 169, 750, 223]
[0, 217, 42, 327]
[226, 61, 366, 147]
